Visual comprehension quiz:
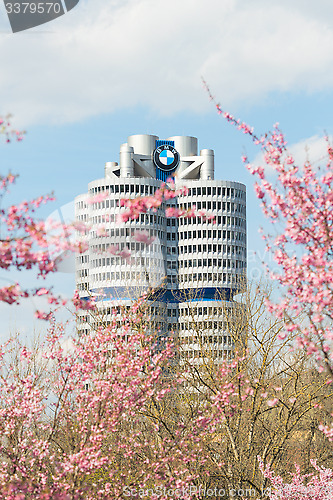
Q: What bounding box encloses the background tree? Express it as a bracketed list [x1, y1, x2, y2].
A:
[144, 282, 333, 499]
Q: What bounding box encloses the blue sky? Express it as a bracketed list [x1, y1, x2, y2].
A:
[0, 0, 333, 339]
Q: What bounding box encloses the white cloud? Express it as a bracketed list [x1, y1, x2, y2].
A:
[1, 0, 333, 125]
[288, 135, 333, 168]
[252, 134, 333, 173]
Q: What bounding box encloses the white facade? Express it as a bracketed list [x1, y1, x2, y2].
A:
[75, 135, 246, 362]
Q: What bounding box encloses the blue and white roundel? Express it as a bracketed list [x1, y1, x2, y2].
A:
[159, 149, 175, 166]
[153, 145, 180, 172]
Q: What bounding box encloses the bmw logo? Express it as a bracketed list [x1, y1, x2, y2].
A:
[153, 144, 180, 172]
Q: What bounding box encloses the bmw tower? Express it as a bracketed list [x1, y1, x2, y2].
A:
[75, 134, 246, 362]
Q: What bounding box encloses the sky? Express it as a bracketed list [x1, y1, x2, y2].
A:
[0, 0, 333, 339]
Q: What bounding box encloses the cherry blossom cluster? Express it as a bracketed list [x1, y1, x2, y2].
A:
[0, 299, 254, 498]
[259, 458, 333, 500]
[0, 173, 88, 317]
[205, 80, 333, 372]
[0, 114, 25, 143]
[119, 180, 215, 223]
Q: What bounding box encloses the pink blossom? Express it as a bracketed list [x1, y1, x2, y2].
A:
[267, 398, 279, 407]
[133, 230, 155, 246]
[86, 191, 109, 205]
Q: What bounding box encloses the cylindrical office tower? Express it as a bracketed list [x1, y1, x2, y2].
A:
[75, 134, 247, 363]
[176, 180, 246, 363]
[75, 176, 167, 335]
